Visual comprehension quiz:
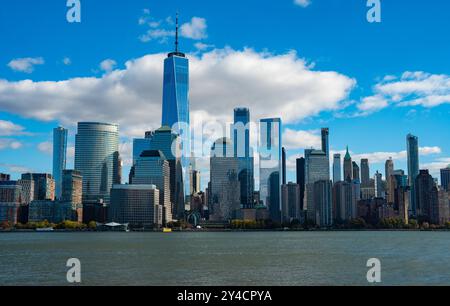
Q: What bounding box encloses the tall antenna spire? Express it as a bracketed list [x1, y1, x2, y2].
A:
[175, 12, 179, 53]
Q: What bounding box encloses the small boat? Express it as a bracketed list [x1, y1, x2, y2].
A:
[36, 227, 54, 232]
[162, 227, 172, 233]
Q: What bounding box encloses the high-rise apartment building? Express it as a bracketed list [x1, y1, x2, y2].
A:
[441, 166, 450, 191]
[407, 134, 419, 216]
[53, 127, 68, 200]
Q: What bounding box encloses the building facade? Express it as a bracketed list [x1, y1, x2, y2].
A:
[407, 134, 419, 216]
[53, 127, 68, 200]
[74, 122, 120, 204]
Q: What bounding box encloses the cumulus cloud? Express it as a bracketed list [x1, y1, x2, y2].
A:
[99, 59, 117, 73]
[38, 141, 53, 155]
[139, 11, 208, 43]
[0, 120, 26, 136]
[294, 0, 312, 7]
[7, 57, 44, 73]
[180, 17, 208, 40]
[282, 128, 321, 150]
[331, 146, 442, 164]
[358, 71, 450, 115]
[0, 139, 23, 150]
[0, 48, 355, 138]
[0, 163, 33, 174]
[421, 157, 450, 180]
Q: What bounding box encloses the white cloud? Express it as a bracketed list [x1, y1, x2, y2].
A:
[38, 141, 53, 155]
[331, 146, 442, 164]
[180, 17, 208, 40]
[358, 71, 450, 115]
[99, 59, 117, 73]
[282, 128, 321, 150]
[0, 120, 26, 136]
[294, 0, 312, 7]
[0, 139, 22, 150]
[7, 57, 44, 73]
[0, 48, 355, 138]
[63, 57, 72, 66]
[194, 42, 214, 51]
[0, 163, 33, 174]
[421, 158, 450, 180]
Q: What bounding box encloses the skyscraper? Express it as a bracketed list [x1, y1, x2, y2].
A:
[281, 183, 301, 223]
[304, 128, 330, 223]
[385, 158, 394, 182]
[441, 166, 450, 191]
[282, 147, 287, 185]
[360, 159, 370, 188]
[407, 133, 419, 216]
[74, 122, 120, 204]
[231, 108, 254, 208]
[296, 157, 305, 211]
[352, 161, 360, 182]
[131, 150, 172, 224]
[333, 154, 342, 184]
[374, 171, 384, 198]
[140, 126, 184, 219]
[259, 118, 282, 222]
[21, 173, 55, 201]
[161, 14, 191, 204]
[53, 127, 68, 200]
[210, 137, 240, 221]
[343, 146, 353, 182]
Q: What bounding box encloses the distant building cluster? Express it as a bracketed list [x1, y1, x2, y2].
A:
[1, 22, 449, 230]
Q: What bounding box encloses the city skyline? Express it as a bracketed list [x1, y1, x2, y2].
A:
[0, 0, 449, 190]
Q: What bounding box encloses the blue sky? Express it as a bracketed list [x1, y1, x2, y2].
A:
[0, 0, 449, 186]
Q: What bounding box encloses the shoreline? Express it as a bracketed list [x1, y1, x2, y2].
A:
[1, 228, 449, 233]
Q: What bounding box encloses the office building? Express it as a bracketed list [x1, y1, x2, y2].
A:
[74, 122, 120, 204]
[333, 181, 354, 222]
[0, 173, 10, 181]
[61, 170, 83, 222]
[434, 190, 449, 225]
[360, 159, 370, 188]
[17, 179, 34, 204]
[161, 15, 191, 204]
[441, 166, 450, 191]
[304, 128, 330, 223]
[259, 118, 282, 222]
[231, 108, 254, 209]
[131, 150, 172, 224]
[110, 184, 162, 229]
[407, 134, 419, 216]
[21, 173, 55, 201]
[296, 157, 305, 211]
[53, 127, 68, 200]
[281, 183, 301, 223]
[333, 154, 342, 184]
[343, 146, 353, 182]
[314, 180, 333, 227]
[210, 137, 240, 221]
[415, 170, 436, 222]
[374, 171, 384, 198]
[352, 161, 360, 182]
[0, 181, 22, 224]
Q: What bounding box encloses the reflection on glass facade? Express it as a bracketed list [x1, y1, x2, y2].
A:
[161, 50, 190, 206]
[53, 127, 67, 200]
[75, 122, 119, 204]
[407, 133, 419, 216]
[231, 108, 254, 208]
[259, 118, 282, 222]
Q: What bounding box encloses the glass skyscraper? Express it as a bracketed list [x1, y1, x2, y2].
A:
[75, 122, 120, 204]
[333, 154, 342, 183]
[231, 108, 254, 208]
[259, 118, 282, 222]
[407, 133, 419, 216]
[53, 127, 68, 200]
[161, 16, 191, 205]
